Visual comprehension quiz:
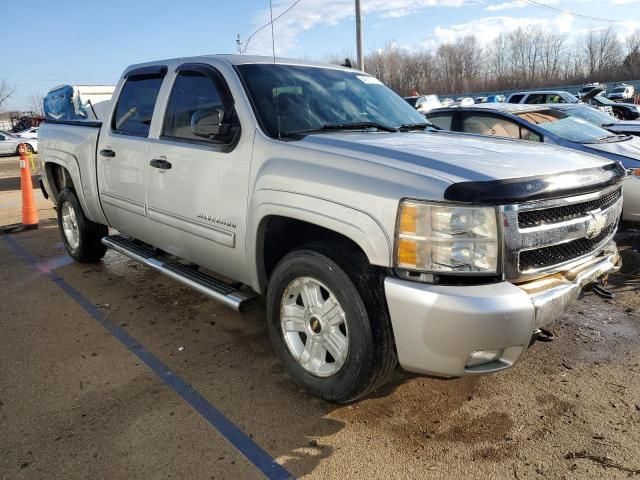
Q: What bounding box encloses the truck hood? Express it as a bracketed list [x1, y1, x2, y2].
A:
[298, 131, 614, 184]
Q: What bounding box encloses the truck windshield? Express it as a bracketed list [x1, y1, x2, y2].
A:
[236, 64, 426, 138]
[516, 109, 617, 144]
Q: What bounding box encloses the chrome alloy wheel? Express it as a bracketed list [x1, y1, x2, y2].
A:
[280, 276, 349, 377]
[61, 201, 80, 249]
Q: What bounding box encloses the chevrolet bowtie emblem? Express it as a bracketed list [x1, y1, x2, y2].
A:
[585, 211, 607, 239]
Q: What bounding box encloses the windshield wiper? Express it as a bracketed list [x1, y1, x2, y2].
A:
[593, 134, 632, 143]
[282, 121, 398, 137]
[398, 122, 432, 131]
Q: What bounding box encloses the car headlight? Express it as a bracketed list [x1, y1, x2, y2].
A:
[395, 200, 499, 273]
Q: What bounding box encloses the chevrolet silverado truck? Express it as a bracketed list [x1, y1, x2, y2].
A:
[39, 55, 625, 402]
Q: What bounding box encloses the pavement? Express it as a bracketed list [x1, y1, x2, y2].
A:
[0, 154, 56, 228]
[1, 155, 640, 479]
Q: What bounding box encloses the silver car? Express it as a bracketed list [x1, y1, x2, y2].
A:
[0, 130, 38, 155]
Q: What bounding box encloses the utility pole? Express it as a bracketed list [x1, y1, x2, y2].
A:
[355, 0, 364, 71]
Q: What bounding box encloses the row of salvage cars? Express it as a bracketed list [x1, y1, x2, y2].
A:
[420, 100, 640, 224]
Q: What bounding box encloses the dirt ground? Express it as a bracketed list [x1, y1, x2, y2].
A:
[1, 154, 640, 479]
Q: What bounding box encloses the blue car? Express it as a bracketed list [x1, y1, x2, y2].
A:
[426, 103, 640, 224]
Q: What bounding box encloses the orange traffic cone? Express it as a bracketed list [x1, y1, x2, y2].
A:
[19, 143, 39, 227]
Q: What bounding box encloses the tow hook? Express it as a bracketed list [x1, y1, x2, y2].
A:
[530, 328, 555, 347]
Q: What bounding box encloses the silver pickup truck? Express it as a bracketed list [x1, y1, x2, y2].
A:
[39, 55, 625, 402]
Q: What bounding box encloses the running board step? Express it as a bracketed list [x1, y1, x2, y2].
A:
[102, 235, 256, 311]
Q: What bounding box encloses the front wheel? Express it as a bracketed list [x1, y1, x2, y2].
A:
[57, 188, 108, 262]
[266, 245, 397, 402]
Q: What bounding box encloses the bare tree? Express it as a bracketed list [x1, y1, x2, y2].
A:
[581, 27, 622, 77]
[0, 80, 16, 110]
[28, 93, 45, 116]
[622, 29, 640, 78]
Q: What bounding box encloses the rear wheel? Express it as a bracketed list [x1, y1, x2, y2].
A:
[57, 188, 108, 262]
[266, 244, 397, 402]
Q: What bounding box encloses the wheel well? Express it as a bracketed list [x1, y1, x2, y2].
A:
[45, 163, 74, 203]
[258, 216, 369, 290]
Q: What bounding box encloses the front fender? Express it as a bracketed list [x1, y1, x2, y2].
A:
[247, 189, 392, 292]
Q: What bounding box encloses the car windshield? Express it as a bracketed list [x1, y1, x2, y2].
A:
[237, 64, 426, 137]
[562, 105, 617, 125]
[591, 95, 614, 105]
[516, 109, 616, 143]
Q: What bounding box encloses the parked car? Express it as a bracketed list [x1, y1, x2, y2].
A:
[426, 103, 639, 224]
[608, 84, 635, 102]
[551, 104, 640, 137]
[403, 94, 442, 114]
[475, 96, 488, 103]
[0, 130, 38, 155]
[16, 126, 39, 139]
[507, 90, 580, 105]
[507, 90, 615, 116]
[441, 98, 455, 106]
[487, 94, 506, 103]
[578, 83, 606, 98]
[40, 55, 624, 402]
[584, 89, 640, 120]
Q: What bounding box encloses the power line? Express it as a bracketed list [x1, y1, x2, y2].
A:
[239, 0, 303, 53]
[519, 0, 619, 23]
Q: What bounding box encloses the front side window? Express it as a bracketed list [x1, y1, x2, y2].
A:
[427, 113, 453, 130]
[516, 109, 613, 143]
[237, 64, 426, 137]
[508, 94, 524, 103]
[163, 70, 236, 144]
[112, 75, 164, 136]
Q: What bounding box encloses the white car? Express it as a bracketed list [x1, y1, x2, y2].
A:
[16, 127, 39, 139]
[404, 94, 442, 114]
[0, 130, 38, 155]
[608, 85, 635, 102]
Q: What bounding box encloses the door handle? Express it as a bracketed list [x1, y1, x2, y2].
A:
[100, 149, 116, 158]
[150, 158, 172, 170]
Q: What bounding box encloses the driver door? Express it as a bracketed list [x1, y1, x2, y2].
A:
[145, 63, 252, 281]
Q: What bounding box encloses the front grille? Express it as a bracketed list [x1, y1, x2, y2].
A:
[519, 224, 615, 271]
[518, 188, 621, 228]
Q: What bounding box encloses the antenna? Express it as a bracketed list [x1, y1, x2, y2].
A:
[269, 0, 282, 140]
[236, 34, 242, 54]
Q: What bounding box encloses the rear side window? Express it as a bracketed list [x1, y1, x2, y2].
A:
[427, 113, 453, 130]
[508, 94, 524, 104]
[526, 94, 545, 104]
[112, 75, 164, 136]
[162, 70, 235, 144]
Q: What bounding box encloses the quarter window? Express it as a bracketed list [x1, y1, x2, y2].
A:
[112, 74, 164, 136]
[163, 70, 235, 144]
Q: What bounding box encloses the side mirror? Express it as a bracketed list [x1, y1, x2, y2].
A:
[191, 108, 231, 139]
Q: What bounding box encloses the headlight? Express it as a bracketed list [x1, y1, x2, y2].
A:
[395, 200, 499, 273]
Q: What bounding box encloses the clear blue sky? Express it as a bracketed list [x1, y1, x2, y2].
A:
[2, 0, 637, 110]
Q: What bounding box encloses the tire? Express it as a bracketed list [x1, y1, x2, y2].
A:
[57, 188, 108, 263]
[266, 243, 397, 403]
[16, 143, 33, 155]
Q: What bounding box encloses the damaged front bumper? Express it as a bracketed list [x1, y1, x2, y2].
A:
[385, 241, 621, 378]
